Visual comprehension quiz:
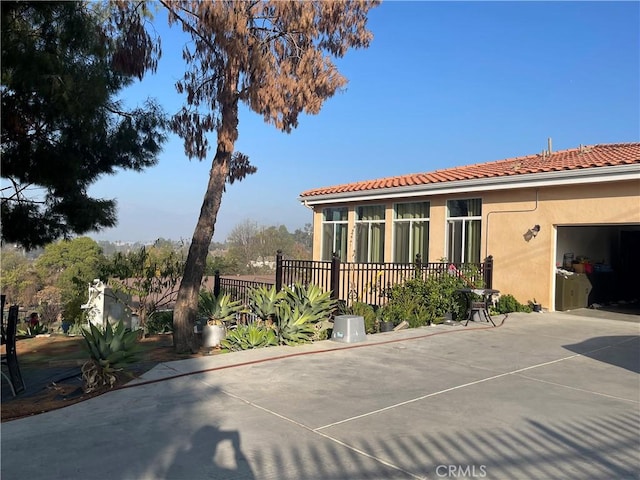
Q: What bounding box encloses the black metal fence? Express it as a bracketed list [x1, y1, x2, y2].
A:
[213, 275, 275, 306]
[212, 252, 493, 309]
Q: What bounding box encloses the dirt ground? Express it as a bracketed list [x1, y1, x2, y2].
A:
[1, 333, 216, 422]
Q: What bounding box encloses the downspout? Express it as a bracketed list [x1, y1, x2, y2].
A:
[484, 189, 539, 259]
[302, 199, 316, 260]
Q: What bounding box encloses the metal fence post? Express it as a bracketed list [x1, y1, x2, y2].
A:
[213, 270, 221, 298]
[275, 250, 283, 292]
[483, 255, 493, 289]
[330, 252, 340, 300]
[414, 253, 422, 278]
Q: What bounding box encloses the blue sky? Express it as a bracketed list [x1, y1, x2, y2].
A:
[88, 1, 640, 244]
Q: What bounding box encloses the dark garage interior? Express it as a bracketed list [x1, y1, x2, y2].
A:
[556, 225, 640, 315]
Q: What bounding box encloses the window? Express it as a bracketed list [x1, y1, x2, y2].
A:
[447, 199, 481, 263]
[321, 207, 348, 261]
[355, 205, 385, 263]
[393, 202, 430, 263]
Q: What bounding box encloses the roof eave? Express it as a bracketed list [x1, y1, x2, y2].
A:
[299, 164, 640, 207]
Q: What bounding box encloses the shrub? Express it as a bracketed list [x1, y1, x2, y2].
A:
[382, 275, 469, 326]
[422, 274, 469, 321]
[146, 311, 173, 334]
[375, 271, 475, 327]
[384, 280, 429, 327]
[376, 303, 395, 324]
[406, 304, 430, 328]
[494, 294, 531, 314]
[347, 301, 377, 334]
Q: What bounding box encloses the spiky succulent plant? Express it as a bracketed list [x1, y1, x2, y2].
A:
[81, 320, 143, 393]
[198, 291, 245, 325]
[220, 324, 277, 352]
[247, 285, 285, 323]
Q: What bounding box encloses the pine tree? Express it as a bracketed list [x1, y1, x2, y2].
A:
[161, 0, 379, 352]
[1, 1, 166, 249]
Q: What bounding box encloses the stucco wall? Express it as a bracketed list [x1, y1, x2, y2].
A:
[310, 178, 640, 311]
[487, 180, 640, 310]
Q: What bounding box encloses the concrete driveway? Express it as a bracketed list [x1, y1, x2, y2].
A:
[1, 312, 638, 480]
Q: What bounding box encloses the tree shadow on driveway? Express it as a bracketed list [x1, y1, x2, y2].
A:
[563, 335, 639, 373]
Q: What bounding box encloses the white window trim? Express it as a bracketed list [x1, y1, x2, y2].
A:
[321, 208, 348, 261]
[446, 199, 482, 263]
[392, 202, 430, 263]
[355, 206, 385, 263]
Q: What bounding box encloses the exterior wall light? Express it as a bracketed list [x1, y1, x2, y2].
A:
[523, 224, 541, 242]
[531, 224, 541, 237]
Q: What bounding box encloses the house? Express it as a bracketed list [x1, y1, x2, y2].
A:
[299, 142, 640, 312]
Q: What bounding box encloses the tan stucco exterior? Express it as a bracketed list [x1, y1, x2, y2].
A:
[309, 178, 640, 311]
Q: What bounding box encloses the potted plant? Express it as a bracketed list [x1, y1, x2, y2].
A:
[61, 320, 72, 334]
[198, 292, 245, 348]
[376, 305, 395, 332]
[529, 299, 542, 313]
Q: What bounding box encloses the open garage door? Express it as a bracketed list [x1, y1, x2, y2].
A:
[555, 225, 640, 312]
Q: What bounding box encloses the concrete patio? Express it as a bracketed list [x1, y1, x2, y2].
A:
[1, 311, 638, 479]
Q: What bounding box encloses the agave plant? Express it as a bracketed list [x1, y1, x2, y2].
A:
[220, 324, 278, 352]
[81, 320, 143, 393]
[17, 323, 48, 337]
[283, 283, 337, 321]
[198, 291, 244, 325]
[275, 302, 322, 346]
[247, 285, 285, 323]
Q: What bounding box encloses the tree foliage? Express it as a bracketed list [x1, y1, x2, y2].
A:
[293, 223, 313, 251]
[162, 0, 379, 352]
[225, 220, 295, 271]
[104, 243, 185, 329]
[222, 221, 311, 273]
[226, 219, 260, 271]
[1, 1, 166, 249]
[34, 237, 107, 321]
[255, 226, 295, 263]
[204, 254, 239, 276]
[0, 247, 41, 307]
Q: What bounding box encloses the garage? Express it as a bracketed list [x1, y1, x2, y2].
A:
[555, 225, 640, 313]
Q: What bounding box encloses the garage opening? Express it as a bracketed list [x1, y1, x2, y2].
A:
[555, 225, 640, 315]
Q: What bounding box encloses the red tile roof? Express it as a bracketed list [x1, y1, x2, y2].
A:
[300, 142, 640, 198]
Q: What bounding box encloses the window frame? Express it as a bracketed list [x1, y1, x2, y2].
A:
[321, 207, 348, 261]
[354, 205, 385, 263]
[392, 201, 430, 263]
[446, 198, 482, 263]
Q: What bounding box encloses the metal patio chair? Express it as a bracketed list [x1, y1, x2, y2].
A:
[1, 301, 26, 396]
